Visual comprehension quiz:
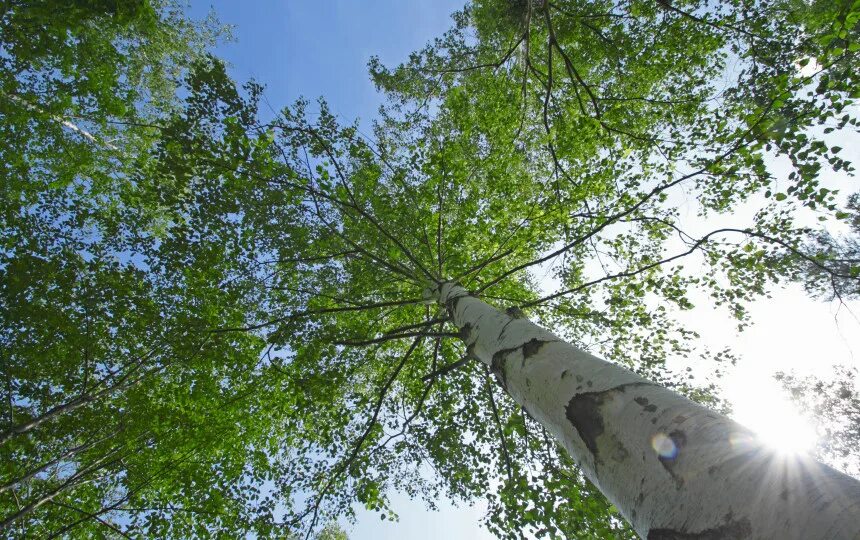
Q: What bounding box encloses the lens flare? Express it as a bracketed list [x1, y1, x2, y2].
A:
[728, 430, 756, 451]
[651, 432, 678, 460]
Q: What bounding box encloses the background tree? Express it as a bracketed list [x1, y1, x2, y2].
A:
[776, 188, 859, 482]
[2, 0, 860, 538]
[777, 366, 860, 478]
[289, 522, 349, 540]
[0, 1, 307, 537]
[788, 192, 860, 300]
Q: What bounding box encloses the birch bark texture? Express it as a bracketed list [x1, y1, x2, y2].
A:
[427, 282, 860, 539]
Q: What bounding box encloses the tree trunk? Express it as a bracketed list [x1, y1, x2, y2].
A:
[427, 282, 860, 539]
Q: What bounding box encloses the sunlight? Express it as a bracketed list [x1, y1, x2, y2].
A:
[794, 56, 822, 78]
[724, 369, 818, 455]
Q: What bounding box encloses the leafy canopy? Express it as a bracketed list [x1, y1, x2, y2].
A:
[1, 0, 859, 538]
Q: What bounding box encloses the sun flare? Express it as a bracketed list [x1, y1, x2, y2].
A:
[725, 370, 818, 455]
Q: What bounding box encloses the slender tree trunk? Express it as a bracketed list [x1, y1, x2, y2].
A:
[427, 282, 860, 539]
[3, 93, 118, 150]
[0, 347, 158, 446]
[0, 444, 127, 531]
[0, 429, 118, 494]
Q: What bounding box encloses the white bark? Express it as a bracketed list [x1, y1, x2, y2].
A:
[428, 282, 860, 539]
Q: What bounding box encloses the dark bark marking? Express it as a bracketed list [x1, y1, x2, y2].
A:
[657, 430, 687, 488]
[446, 292, 467, 313]
[491, 349, 511, 389]
[634, 491, 645, 521]
[472, 313, 486, 331]
[565, 382, 658, 463]
[634, 396, 658, 413]
[489, 338, 552, 388]
[458, 322, 472, 341]
[647, 517, 752, 539]
[522, 338, 549, 359]
[566, 392, 605, 459]
[498, 318, 515, 341]
[491, 339, 556, 377]
[561, 370, 570, 379]
[609, 436, 630, 462]
[506, 306, 527, 319]
[668, 429, 687, 448]
[495, 337, 559, 379]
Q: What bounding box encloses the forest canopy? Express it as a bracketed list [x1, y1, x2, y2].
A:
[1, 0, 859, 538]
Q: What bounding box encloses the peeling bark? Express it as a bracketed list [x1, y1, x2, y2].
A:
[428, 282, 860, 539]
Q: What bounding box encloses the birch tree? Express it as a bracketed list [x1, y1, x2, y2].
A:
[427, 281, 860, 538]
[3, 0, 860, 538]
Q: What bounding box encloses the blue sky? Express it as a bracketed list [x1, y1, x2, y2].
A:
[191, 1, 460, 123]
[185, 1, 494, 537]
